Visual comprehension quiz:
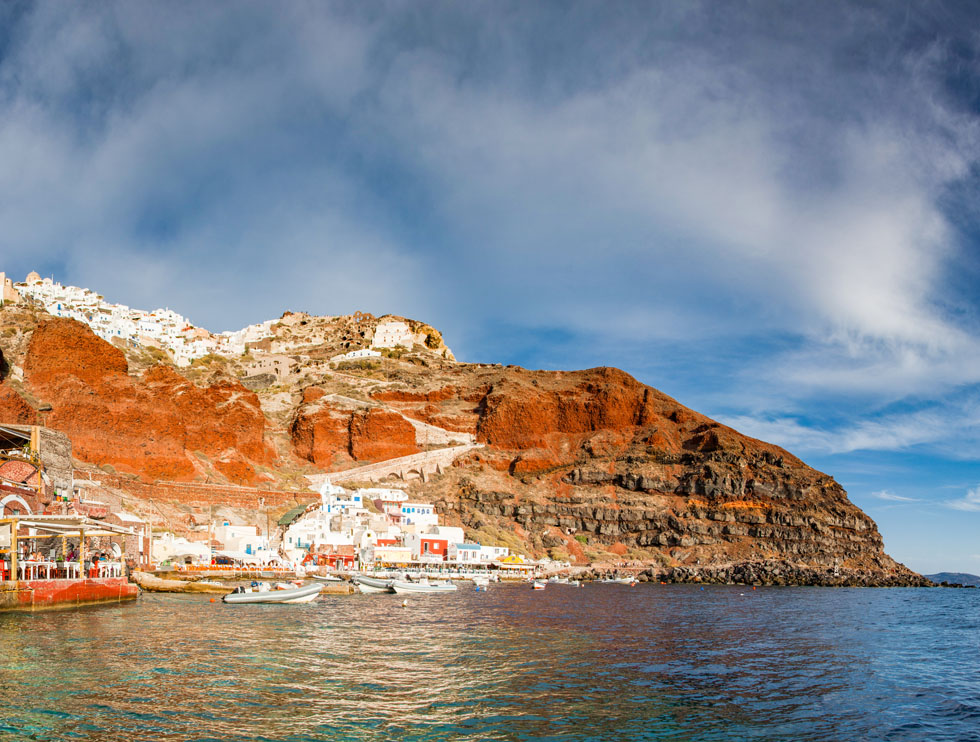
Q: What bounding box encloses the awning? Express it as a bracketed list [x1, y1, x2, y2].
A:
[1, 514, 137, 537]
[0, 426, 31, 445]
[277, 503, 313, 527]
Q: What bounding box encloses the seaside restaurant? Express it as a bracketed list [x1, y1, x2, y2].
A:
[0, 513, 137, 582]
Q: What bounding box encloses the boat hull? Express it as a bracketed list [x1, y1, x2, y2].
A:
[222, 583, 323, 604]
[391, 581, 458, 594]
[354, 576, 394, 593]
[0, 577, 138, 612]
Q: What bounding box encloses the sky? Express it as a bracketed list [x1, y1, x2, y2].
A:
[1, 1, 978, 574]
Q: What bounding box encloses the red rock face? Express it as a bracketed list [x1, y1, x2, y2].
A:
[0, 382, 34, 424]
[290, 393, 420, 466]
[290, 397, 355, 468]
[349, 409, 420, 461]
[24, 317, 129, 386]
[21, 318, 273, 484]
[476, 368, 667, 449]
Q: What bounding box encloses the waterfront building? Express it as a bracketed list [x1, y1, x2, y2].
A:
[404, 533, 449, 562]
[152, 533, 211, 565]
[447, 542, 481, 564]
[213, 523, 269, 556]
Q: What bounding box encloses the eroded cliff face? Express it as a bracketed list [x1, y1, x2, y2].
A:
[0, 346, 33, 424]
[21, 319, 273, 484]
[369, 365, 921, 582]
[290, 388, 420, 467]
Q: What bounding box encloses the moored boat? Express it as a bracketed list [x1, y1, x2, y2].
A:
[222, 582, 322, 604]
[391, 579, 457, 594]
[353, 575, 394, 594]
[532, 580, 546, 590]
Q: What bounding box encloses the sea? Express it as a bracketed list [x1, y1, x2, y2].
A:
[0, 584, 977, 741]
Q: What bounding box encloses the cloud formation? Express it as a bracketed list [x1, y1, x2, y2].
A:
[1, 1, 980, 451]
[947, 486, 980, 512]
[871, 490, 921, 503]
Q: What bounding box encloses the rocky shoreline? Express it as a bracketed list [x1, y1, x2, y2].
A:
[581, 560, 934, 587]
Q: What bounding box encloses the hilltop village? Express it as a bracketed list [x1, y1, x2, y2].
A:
[1, 270, 450, 370]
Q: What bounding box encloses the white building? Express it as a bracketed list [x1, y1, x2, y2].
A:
[448, 543, 509, 564]
[332, 348, 382, 361]
[213, 523, 269, 556]
[398, 502, 438, 529]
[152, 533, 211, 565]
[426, 525, 464, 544]
[372, 320, 414, 349]
[447, 543, 482, 564]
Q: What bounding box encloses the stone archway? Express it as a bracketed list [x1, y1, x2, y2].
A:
[0, 493, 32, 516]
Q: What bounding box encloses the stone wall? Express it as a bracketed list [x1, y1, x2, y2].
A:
[3, 425, 73, 493]
[73, 469, 312, 511]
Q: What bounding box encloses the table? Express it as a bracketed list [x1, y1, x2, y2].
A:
[18, 560, 57, 580]
[98, 562, 123, 578]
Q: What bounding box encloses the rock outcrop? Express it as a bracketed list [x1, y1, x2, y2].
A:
[290, 389, 420, 467]
[373, 365, 920, 582]
[21, 318, 273, 484]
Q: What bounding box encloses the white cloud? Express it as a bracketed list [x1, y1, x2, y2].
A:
[871, 490, 921, 503]
[721, 397, 980, 458]
[946, 486, 980, 512]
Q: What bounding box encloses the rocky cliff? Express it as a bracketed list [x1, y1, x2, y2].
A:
[0, 308, 924, 584]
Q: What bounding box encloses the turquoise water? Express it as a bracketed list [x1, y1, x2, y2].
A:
[0, 584, 977, 740]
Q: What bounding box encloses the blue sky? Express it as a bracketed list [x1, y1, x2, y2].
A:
[1, 1, 978, 574]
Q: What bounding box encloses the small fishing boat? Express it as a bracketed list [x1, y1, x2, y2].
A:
[353, 575, 395, 594]
[310, 574, 343, 582]
[391, 579, 457, 594]
[532, 580, 546, 590]
[222, 582, 322, 604]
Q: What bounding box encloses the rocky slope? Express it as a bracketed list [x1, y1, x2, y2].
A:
[0, 306, 925, 584]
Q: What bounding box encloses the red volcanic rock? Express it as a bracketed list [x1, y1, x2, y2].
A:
[20, 319, 273, 484]
[0, 382, 34, 424]
[213, 451, 258, 486]
[292, 397, 421, 467]
[403, 404, 477, 434]
[143, 366, 273, 465]
[476, 367, 669, 450]
[302, 386, 327, 403]
[291, 402, 354, 468]
[509, 448, 567, 476]
[372, 386, 458, 403]
[349, 409, 420, 461]
[24, 317, 128, 387]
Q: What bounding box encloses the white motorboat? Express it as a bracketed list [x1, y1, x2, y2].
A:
[602, 577, 636, 585]
[222, 582, 322, 604]
[310, 574, 343, 582]
[353, 575, 395, 594]
[531, 580, 546, 590]
[391, 579, 457, 594]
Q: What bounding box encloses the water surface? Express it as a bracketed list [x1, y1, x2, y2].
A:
[0, 584, 977, 740]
